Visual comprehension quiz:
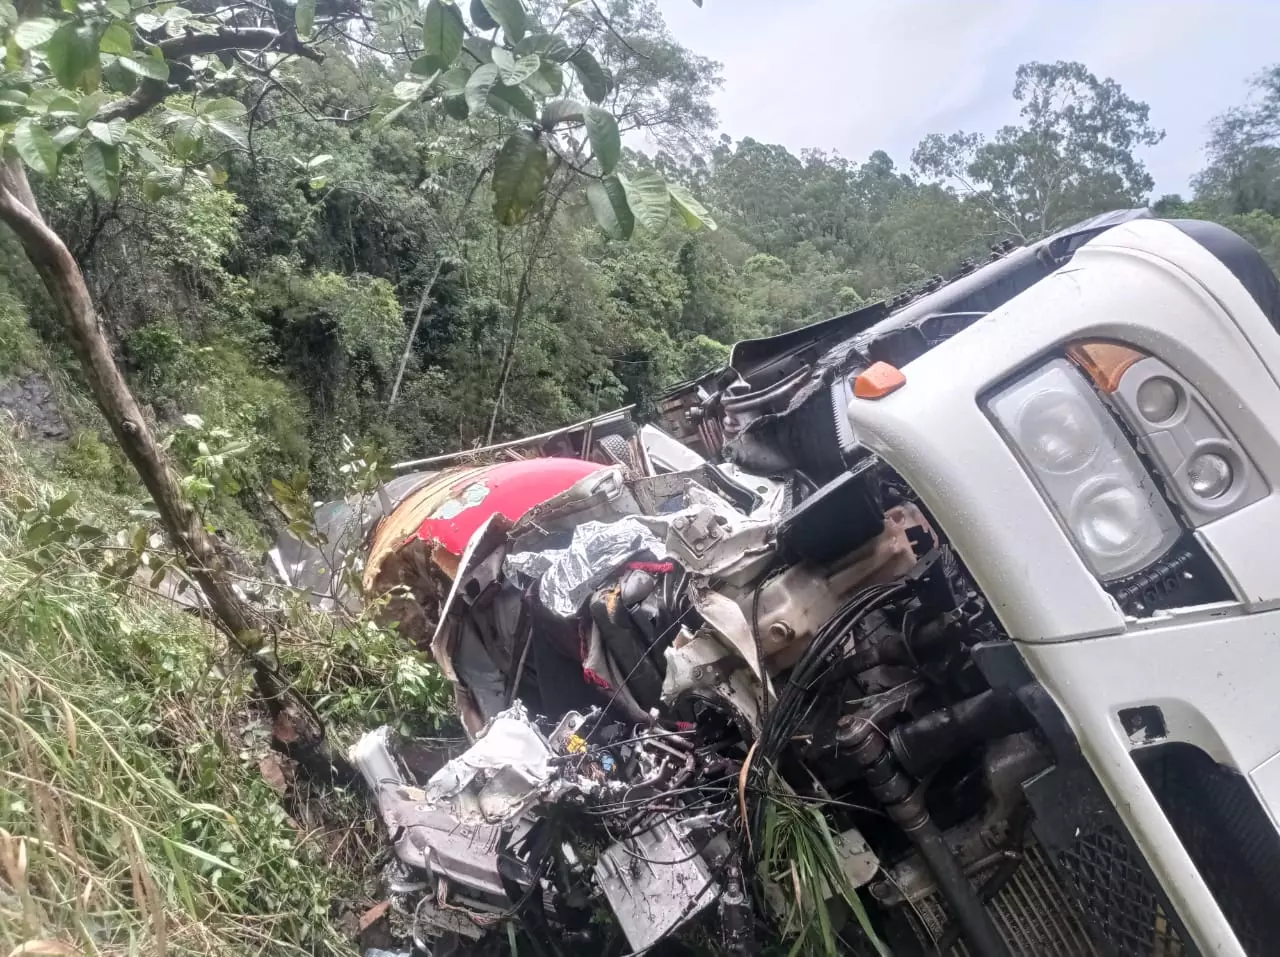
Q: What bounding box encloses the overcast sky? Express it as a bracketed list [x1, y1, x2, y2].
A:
[654, 0, 1280, 198]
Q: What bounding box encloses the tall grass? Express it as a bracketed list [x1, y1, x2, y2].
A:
[0, 431, 366, 957]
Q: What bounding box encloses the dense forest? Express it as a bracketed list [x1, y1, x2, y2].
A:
[0, 3, 1277, 516]
[3, 0, 1280, 954]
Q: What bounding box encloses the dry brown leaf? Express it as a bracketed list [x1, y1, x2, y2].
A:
[6, 941, 81, 957]
[358, 900, 391, 932]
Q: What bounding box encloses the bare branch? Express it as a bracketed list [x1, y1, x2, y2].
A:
[98, 27, 324, 122]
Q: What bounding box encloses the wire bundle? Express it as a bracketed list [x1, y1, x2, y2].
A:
[746, 582, 908, 844]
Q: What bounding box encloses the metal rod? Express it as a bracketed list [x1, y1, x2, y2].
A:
[390, 406, 636, 471]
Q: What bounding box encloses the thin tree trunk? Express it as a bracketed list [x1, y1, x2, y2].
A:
[388, 258, 444, 410]
[485, 188, 566, 445]
[485, 268, 533, 445]
[0, 159, 350, 785]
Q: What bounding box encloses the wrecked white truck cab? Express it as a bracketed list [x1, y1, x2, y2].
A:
[349, 212, 1280, 957]
[842, 216, 1280, 957]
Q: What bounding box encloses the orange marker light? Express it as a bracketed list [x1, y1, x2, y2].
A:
[854, 361, 907, 399]
[1066, 341, 1146, 393]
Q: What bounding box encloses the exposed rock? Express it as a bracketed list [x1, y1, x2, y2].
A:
[0, 373, 70, 442]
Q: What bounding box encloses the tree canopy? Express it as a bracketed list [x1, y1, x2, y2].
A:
[912, 60, 1165, 239]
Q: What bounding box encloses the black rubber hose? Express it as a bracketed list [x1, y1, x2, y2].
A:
[911, 819, 1013, 957]
[839, 716, 1013, 957]
[890, 688, 1033, 777]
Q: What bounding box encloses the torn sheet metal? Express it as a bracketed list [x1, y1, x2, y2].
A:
[422, 703, 553, 825]
[661, 630, 764, 732]
[688, 587, 772, 691]
[594, 819, 719, 951]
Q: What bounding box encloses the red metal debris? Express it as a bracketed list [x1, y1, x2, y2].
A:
[415, 458, 604, 555]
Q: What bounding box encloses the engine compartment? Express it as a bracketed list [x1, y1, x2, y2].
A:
[350, 451, 1101, 957]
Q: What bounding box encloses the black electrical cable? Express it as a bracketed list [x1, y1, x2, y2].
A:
[760, 584, 904, 759]
[746, 583, 908, 844]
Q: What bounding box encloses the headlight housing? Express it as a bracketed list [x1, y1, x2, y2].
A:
[986, 359, 1180, 581]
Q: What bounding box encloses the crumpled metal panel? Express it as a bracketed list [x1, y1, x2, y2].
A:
[594, 819, 718, 951]
[423, 704, 553, 825]
[504, 486, 774, 618]
[505, 516, 664, 617]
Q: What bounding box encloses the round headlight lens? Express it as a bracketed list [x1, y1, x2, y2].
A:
[1017, 389, 1101, 474]
[1136, 376, 1181, 424]
[1072, 483, 1146, 558]
[1187, 452, 1233, 499]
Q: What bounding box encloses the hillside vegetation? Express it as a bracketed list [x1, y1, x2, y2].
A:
[2, 0, 1280, 952]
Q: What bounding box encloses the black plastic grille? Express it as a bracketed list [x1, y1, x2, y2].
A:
[1138, 744, 1280, 956]
[1053, 825, 1187, 956]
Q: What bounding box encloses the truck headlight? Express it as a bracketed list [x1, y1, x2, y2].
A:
[986, 359, 1180, 581]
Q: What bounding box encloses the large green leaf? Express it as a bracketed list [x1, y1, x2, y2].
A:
[410, 53, 448, 76]
[46, 23, 100, 89]
[439, 65, 471, 94]
[82, 140, 120, 199]
[373, 99, 412, 130]
[14, 119, 57, 176]
[98, 22, 132, 55]
[463, 36, 494, 63]
[87, 118, 127, 145]
[569, 49, 608, 103]
[489, 83, 537, 121]
[479, 0, 525, 43]
[539, 97, 583, 128]
[134, 11, 165, 31]
[491, 129, 548, 225]
[586, 175, 634, 240]
[469, 0, 497, 30]
[514, 32, 570, 62]
[464, 62, 498, 114]
[668, 183, 716, 231]
[584, 105, 619, 174]
[206, 118, 246, 147]
[294, 0, 315, 35]
[422, 0, 464, 64]
[523, 58, 563, 97]
[619, 170, 669, 232]
[51, 125, 82, 148]
[491, 47, 539, 86]
[118, 53, 169, 81]
[13, 17, 56, 49]
[198, 97, 245, 120]
[393, 79, 430, 101]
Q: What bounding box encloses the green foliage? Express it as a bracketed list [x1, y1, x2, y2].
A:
[1196, 66, 1280, 217]
[760, 781, 889, 957]
[0, 436, 366, 957]
[57, 428, 130, 488]
[0, 281, 41, 376]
